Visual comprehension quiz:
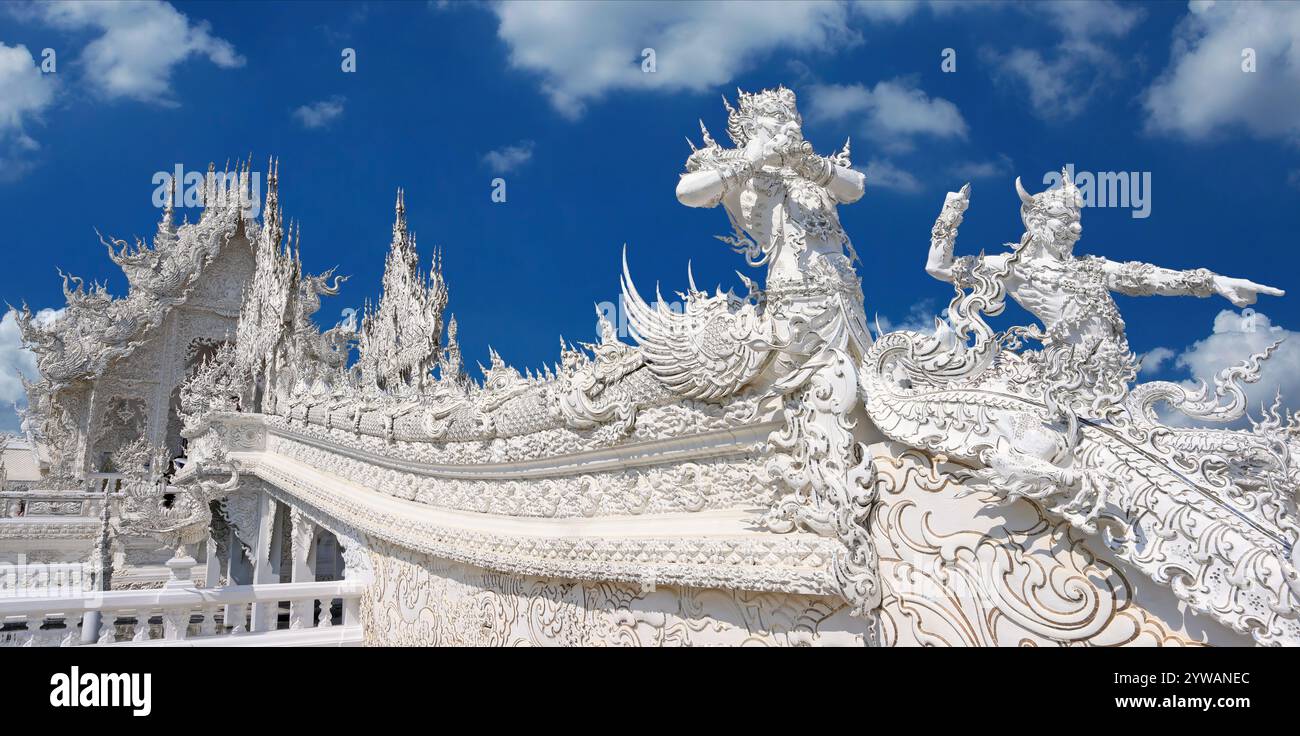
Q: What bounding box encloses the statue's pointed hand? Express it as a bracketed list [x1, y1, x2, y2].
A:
[1215, 276, 1286, 307]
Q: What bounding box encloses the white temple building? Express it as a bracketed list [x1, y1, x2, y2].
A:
[1, 87, 1296, 647]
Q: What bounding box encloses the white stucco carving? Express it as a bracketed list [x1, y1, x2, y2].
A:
[863, 175, 1297, 644]
[12, 86, 1296, 647]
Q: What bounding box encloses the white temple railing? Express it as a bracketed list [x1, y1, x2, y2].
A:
[0, 489, 123, 518]
[0, 579, 366, 647]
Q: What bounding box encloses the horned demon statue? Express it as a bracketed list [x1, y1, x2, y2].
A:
[858, 174, 1299, 644]
[624, 86, 884, 615]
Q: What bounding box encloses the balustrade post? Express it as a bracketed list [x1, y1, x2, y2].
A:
[59, 613, 83, 647]
[131, 613, 149, 642]
[222, 526, 246, 629]
[200, 606, 218, 636]
[18, 618, 36, 647]
[343, 594, 360, 627]
[97, 616, 117, 644]
[288, 508, 316, 629]
[162, 608, 189, 641]
[164, 545, 199, 589]
[249, 493, 279, 633]
[204, 532, 222, 588]
[229, 603, 248, 635]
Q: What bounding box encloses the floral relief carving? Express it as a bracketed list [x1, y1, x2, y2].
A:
[360, 540, 868, 647]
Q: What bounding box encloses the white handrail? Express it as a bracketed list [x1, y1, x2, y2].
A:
[0, 579, 368, 647]
[0, 579, 367, 618]
[0, 490, 124, 500]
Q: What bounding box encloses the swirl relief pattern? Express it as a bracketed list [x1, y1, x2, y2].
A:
[872, 446, 1237, 647]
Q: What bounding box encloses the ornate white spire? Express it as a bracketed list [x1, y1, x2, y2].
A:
[437, 313, 468, 389]
[202, 162, 216, 210]
[357, 189, 449, 392]
[156, 175, 177, 244]
[260, 156, 282, 249]
[236, 168, 300, 388]
[393, 187, 407, 243]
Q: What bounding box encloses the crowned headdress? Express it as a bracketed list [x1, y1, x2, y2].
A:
[723, 86, 801, 146]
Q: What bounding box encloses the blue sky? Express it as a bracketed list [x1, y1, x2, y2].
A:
[2, 0, 1299, 432]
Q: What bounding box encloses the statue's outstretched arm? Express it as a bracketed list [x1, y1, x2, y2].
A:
[926, 184, 972, 284]
[1102, 259, 1285, 307]
[822, 158, 865, 204]
[676, 169, 730, 209]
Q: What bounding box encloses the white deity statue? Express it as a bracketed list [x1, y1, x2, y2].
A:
[925, 173, 1284, 412]
[675, 86, 865, 294]
[627, 87, 874, 398]
[624, 87, 883, 617]
[857, 173, 1299, 642]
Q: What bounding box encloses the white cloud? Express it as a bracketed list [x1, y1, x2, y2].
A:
[1143, 1, 1300, 144]
[482, 140, 535, 173]
[950, 154, 1013, 180]
[485, 0, 1138, 127]
[849, 0, 922, 23]
[0, 307, 62, 432]
[1039, 0, 1144, 40]
[806, 80, 967, 151]
[986, 48, 1076, 119]
[984, 40, 1125, 121]
[16, 0, 243, 105]
[293, 96, 346, 129]
[489, 0, 860, 118]
[0, 44, 55, 132]
[984, 1, 1143, 121]
[1147, 309, 1300, 426]
[1138, 346, 1177, 374]
[848, 0, 995, 24]
[872, 298, 943, 337]
[860, 159, 922, 193]
[0, 43, 56, 181]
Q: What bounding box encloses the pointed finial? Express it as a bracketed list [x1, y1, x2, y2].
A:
[392, 187, 408, 240]
[158, 175, 176, 234]
[699, 119, 716, 148]
[202, 162, 216, 208]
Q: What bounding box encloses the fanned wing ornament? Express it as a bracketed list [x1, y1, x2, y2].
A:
[621, 249, 775, 401]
